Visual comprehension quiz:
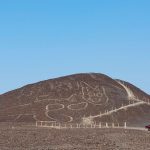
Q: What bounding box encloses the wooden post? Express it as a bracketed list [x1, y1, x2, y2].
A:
[106, 122, 108, 128]
[124, 122, 127, 129]
[112, 123, 114, 128]
[99, 122, 101, 128]
[76, 124, 78, 128]
[58, 123, 59, 128]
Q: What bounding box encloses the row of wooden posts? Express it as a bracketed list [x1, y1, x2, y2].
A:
[36, 121, 127, 129]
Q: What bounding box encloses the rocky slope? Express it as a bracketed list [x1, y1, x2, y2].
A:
[0, 73, 149, 126]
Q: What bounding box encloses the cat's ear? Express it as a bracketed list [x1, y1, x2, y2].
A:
[95, 86, 101, 92]
[80, 82, 94, 96]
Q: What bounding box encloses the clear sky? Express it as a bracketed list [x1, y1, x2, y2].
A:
[0, 0, 150, 94]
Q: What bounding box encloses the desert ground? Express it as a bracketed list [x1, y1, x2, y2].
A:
[0, 123, 150, 150]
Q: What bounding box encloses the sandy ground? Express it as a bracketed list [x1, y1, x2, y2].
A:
[0, 124, 150, 150]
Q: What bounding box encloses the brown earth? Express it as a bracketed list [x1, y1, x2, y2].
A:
[0, 124, 150, 150]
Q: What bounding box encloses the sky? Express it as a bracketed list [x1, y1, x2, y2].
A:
[0, 0, 150, 94]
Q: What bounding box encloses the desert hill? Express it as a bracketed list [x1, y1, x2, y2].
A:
[0, 73, 150, 127]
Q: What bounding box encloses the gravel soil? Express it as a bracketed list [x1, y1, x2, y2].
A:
[0, 125, 150, 150]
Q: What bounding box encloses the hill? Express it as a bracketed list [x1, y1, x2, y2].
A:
[0, 73, 149, 127]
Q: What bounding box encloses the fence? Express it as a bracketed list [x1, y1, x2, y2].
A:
[36, 121, 127, 129]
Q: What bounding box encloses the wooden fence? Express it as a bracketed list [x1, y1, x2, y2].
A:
[36, 121, 127, 129]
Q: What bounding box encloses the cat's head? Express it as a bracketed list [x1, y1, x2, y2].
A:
[80, 82, 103, 103]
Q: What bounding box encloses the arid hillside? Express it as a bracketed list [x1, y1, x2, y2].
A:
[0, 73, 150, 126]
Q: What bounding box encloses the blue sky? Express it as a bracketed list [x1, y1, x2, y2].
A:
[0, 0, 150, 94]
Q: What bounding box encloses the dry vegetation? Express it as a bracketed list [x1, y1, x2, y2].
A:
[0, 124, 150, 150]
